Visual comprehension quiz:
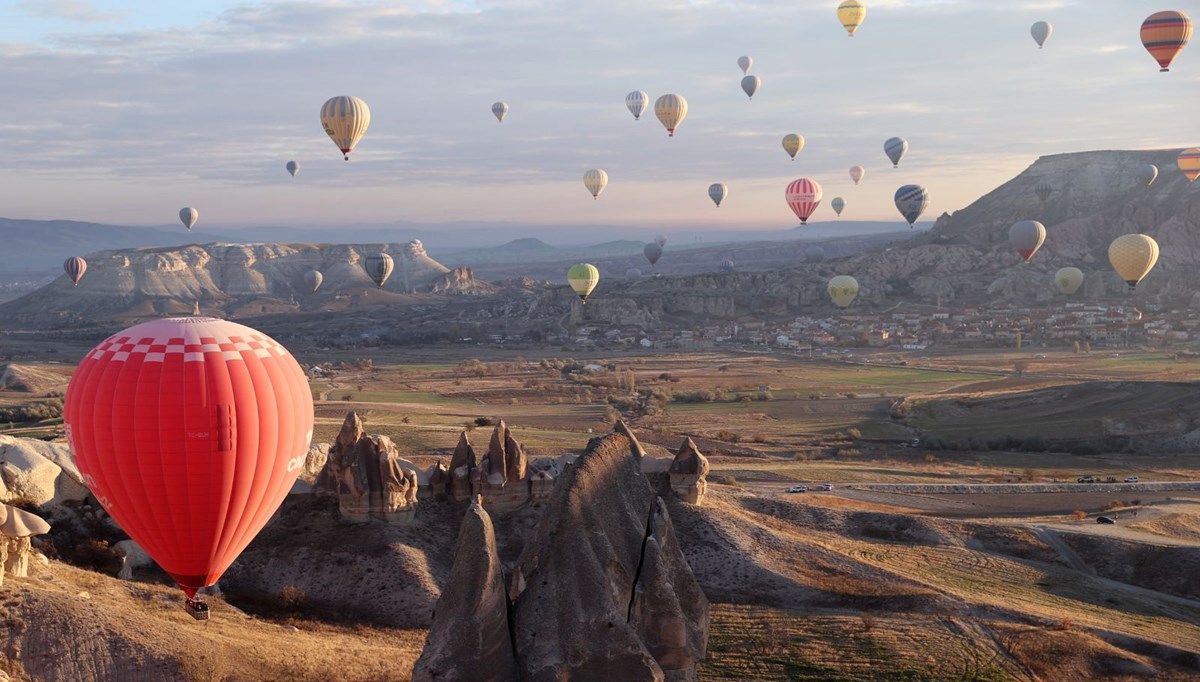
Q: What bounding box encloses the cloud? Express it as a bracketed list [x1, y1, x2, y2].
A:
[18, 0, 122, 23]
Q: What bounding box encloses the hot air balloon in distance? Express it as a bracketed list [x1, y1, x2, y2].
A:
[655, 234, 668, 247]
[492, 101, 509, 122]
[831, 197, 845, 217]
[304, 270, 323, 292]
[644, 242, 663, 266]
[568, 263, 600, 302]
[1031, 21, 1052, 48]
[63, 256, 86, 286]
[1054, 267, 1084, 295]
[365, 252, 394, 288]
[884, 137, 908, 168]
[654, 94, 688, 137]
[1136, 163, 1159, 187]
[64, 317, 314, 617]
[786, 178, 823, 225]
[1009, 220, 1047, 262]
[719, 259, 735, 273]
[626, 91, 649, 120]
[626, 268, 642, 279]
[894, 185, 928, 227]
[320, 95, 371, 160]
[584, 169, 608, 199]
[782, 134, 805, 161]
[828, 275, 859, 308]
[1034, 182, 1053, 203]
[1141, 11, 1192, 72]
[1109, 234, 1160, 289]
[741, 75, 761, 99]
[837, 1, 866, 36]
[737, 55, 753, 74]
[849, 166, 865, 185]
[286, 161, 300, 177]
[179, 207, 199, 231]
[1179, 148, 1200, 182]
[806, 246, 827, 263]
[709, 183, 728, 207]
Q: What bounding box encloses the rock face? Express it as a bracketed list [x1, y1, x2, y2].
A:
[412, 498, 519, 682]
[314, 411, 419, 523]
[668, 439, 710, 506]
[0, 435, 90, 509]
[430, 267, 500, 296]
[449, 433, 479, 502]
[472, 421, 531, 512]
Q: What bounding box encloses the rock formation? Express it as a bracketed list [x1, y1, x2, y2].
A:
[428, 460, 450, 500]
[314, 411, 419, 523]
[472, 421, 530, 512]
[0, 435, 90, 509]
[0, 503, 51, 584]
[412, 497, 519, 682]
[668, 438, 709, 505]
[448, 432, 478, 501]
[430, 267, 500, 296]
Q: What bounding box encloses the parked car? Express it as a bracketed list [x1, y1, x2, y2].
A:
[1124, 476, 1139, 483]
[1096, 516, 1116, 525]
[1077, 476, 1096, 483]
[910, 438, 920, 448]
[786, 486, 807, 493]
[816, 484, 833, 491]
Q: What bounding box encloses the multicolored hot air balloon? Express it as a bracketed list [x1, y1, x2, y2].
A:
[828, 275, 859, 308]
[654, 94, 688, 137]
[626, 91, 649, 120]
[1009, 221, 1047, 262]
[1109, 234, 1160, 289]
[1055, 267, 1084, 295]
[644, 242, 663, 266]
[655, 234, 668, 247]
[741, 75, 761, 99]
[708, 183, 728, 208]
[1137, 163, 1159, 187]
[491, 101, 509, 122]
[1141, 11, 1192, 72]
[837, 1, 866, 37]
[785, 178, 823, 225]
[849, 166, 865, 185]
[782, 134, 805, 161]
[304, 270, 323, 292]
[831, 197, 845, 217]
[63, 256, 86, 286]
[737, 55, 753, 74]
[584, 169, 608, 199]
[1031, 21, 1052, 48]
[179, 207, 198, 231]
[286, 161, 300, 177]
[64, 317, 313, 615]
[894, 185, 928, 227]
[320, 96, 371, 160]
[884, 137, 908, 168]
[568, 263, 600, 302]
[1035, 182, 1053, 203]
[1179, 148, 1200, 182]
[365, 253, 394, 288]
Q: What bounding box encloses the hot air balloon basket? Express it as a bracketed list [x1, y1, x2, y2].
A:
[186, 597, 210, 621]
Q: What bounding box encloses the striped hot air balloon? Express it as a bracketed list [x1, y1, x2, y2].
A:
[364, 253, 394, 288]
[785, 178, 823, 225]
[884, 137, 908, 168]
[567, 263, 600, 302]
[1034, 182, 1053, 203]
[63, 256, 86, 286]
[782, 134, 805, 160]
[654, 94, 688, 137]
[625, 91, 649, 120]
[849, 166, 865, 185]
[708, 183, 728, 207]
[1141, 11, 1192, 72]
[837, 1, 866, 37]
[491, 101, 509, 122]
[320, 96, 371, 160]
[894, 185, 928, 227]
[1178, 148, 1200, 182]
[584, 169, 608, 199]
[1109, 234, 1160, 289]
[1009, 221, 1047, 262]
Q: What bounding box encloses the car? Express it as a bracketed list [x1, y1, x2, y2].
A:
[1035, 354, 1047, 359]
[1096, 516, 1116, 525]
[786, 486, 807, 493]
[1077, 476, 1096, 483]
[910, 438, 920, 447]
[1124, 476, 1139, 483]
[816, 484, 833, 491]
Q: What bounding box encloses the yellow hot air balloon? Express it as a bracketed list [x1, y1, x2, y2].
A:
[320, 96, 371, 160]
[827, 275, 860, 308]
[568, 263, 600, 302]
[782, 134, 805, 161]
[1108, 234, 1160, 289]
[583, 169, 608, 199]
[1178, 148, 1200, 182]
[837, 0, 867, 37]
[1054, 267, 1084, 295]
[654, 94, 688, 137]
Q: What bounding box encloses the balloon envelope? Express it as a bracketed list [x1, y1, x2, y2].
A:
[884, 137, 908, 167]
[584, 169, 609, 199]
[654, 234, 668, 247]
[1141, 11, 1192, 72]
[785, 178, 823, 225]
[64, 317, 314, 598]
[1109, 234, 1160, 288]
[893, 185, 928, 226]
[644, 242, 663, 266]
[64, 256, 86, 286]
[492, 101, 509, 122]
[286, 161, 300, 177]
[837, 1, 866, 36]
[782, 134, 805, 160]
[1031, 21, 1052, 47]
[304, 270, 323, 292]
[1034, 182, 1053, 203]
[741, 75, 761, 99]
[1136, 163, 1159, 187]
[320, 96, 371, 159]
[625, 91, 649, 120]
[625, 268, 642, 279]
[849, 166, 865, 184]
[1179, 148, 1200, 182]
[737, 55, 753, 74]
[806, 246, 827, 263]
[179, 207, 198, 231]
[828, 275, 859, 308]
[719, 259, 735, 273]
[365, 253, 394, 288]
[568, 263, 600, 301]
[708, 183, 728, 207]
[654, 94, 688, 136]
[1054, 267, 1084, 295]
[831, 197, 845, 216]
[1009, 220, 1047, 262]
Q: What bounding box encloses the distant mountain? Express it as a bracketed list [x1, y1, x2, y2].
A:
[0, 218, 223, 273]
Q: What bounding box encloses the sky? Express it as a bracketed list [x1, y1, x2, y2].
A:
[0, 0, 1194, 235]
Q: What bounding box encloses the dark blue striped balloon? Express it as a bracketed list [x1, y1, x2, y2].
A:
[884, 137, 908, 168]
[894, 185, 929, 227]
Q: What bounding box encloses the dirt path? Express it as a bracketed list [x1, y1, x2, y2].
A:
[1030, 526, 1095, 575]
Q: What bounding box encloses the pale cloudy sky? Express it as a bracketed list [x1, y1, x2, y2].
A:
[0, 0, 1193, 232]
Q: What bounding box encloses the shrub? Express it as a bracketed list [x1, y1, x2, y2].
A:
[1072, 510, 1087, 521]
[714, 430, 742, 443]
[860, 614, 877, 632]
[756, 391, 774, 401]
[278, 585, 308, 611]
[71, 539, 121, 575]
[711, 475, 739, 486]
[1053, 617, 1072, 631]
[674, 390, 717, 403]
[846, 428, 862, 440]
[474, 416, 494, 427]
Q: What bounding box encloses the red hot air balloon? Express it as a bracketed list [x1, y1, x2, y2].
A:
[64, 317, 313, 618]
[785, 178, 823, 225]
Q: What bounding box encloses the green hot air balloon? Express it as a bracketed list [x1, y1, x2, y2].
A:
[568, 263, 600, 302]
[827, 275, 859, 308]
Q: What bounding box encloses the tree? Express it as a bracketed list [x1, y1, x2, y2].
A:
[1013, 360, 1030, 376]
[1073, 340, 1081, 354]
